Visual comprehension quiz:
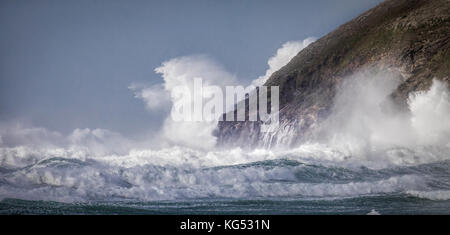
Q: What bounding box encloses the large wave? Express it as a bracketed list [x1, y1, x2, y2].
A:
[0, 143, 449, 203]
[0, 63, 449, 205]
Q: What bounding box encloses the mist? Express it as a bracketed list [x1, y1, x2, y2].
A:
[315, 69, 450, 163]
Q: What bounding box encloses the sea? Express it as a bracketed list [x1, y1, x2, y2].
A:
[1, 144, 450, 215]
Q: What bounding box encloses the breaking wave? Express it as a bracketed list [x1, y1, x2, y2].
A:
[0, 73, 449, 214]
[1, 143, 450, 203]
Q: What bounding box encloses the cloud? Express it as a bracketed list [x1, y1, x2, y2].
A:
[251, 37, 316, 87]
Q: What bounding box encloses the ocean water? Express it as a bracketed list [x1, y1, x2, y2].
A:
[0, 78, 448, 215]
[1, 144, 450, 215]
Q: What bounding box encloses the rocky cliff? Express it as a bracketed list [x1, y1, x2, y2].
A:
[216, 0, 450, 148]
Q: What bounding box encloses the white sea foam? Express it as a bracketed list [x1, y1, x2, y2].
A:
[317, 73, 450, 157]
[407, 190, 450, 201]
[0, 145, 428, 202]
[0, 140, 446, 203]
[367, 209, 381, 215]
[0, 71, 449, 203]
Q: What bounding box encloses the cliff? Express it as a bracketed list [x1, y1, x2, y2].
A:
[216, 0, 450, 148]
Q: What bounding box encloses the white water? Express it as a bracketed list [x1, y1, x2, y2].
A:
[0, 73, 449, 203]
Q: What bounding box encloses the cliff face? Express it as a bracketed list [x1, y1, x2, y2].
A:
[216, 0, 450, 148]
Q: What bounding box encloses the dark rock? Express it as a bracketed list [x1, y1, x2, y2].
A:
[216, 0, 450, 148]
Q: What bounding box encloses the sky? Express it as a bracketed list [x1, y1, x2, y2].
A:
[0, 0, 384, 139]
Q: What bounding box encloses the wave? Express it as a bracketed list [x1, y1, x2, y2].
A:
[1, 144, 450, 203]
[406, 190, 450, 201]
[0, 73, 449, 211]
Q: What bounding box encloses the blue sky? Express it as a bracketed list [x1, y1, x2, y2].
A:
[0, 0, 383, 138]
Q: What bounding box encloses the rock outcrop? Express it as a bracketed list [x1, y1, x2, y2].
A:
[216, 0, 450, 148]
